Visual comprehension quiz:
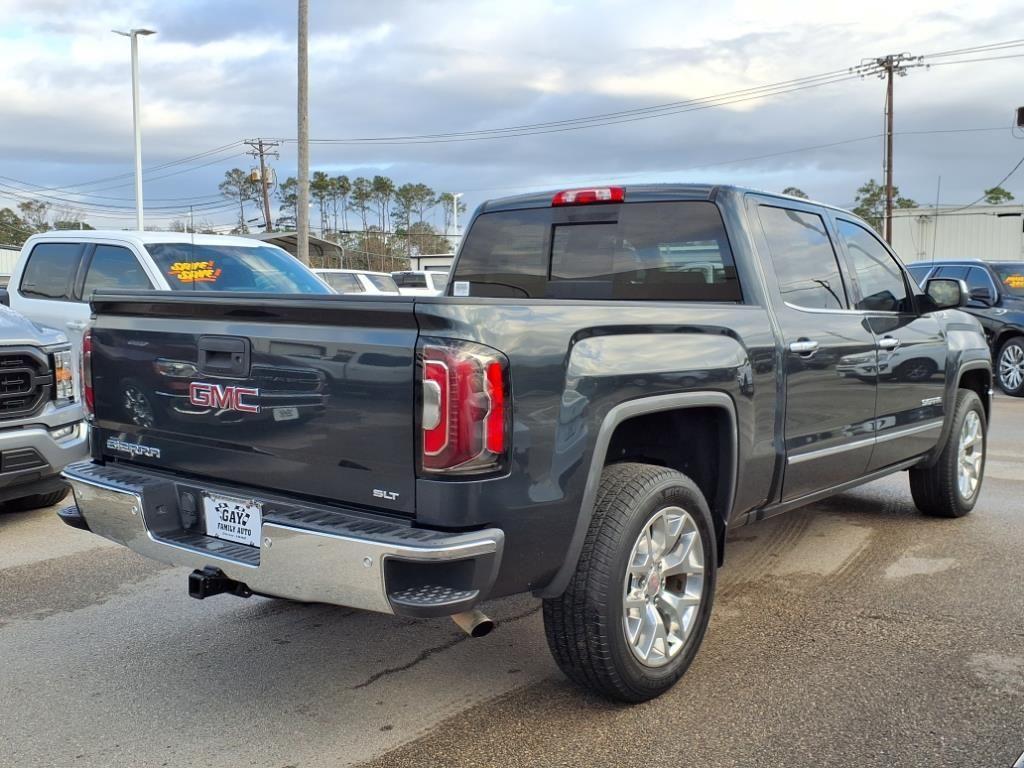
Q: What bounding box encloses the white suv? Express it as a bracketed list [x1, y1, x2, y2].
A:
[313, 269, 400, 295]
[9, 231, 328, 391]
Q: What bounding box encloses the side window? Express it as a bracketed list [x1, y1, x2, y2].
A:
[82, 245, 152, 296]
[905, 264, 933, 288]
[934, 266, 967, 280]
[836, 220, 911, 312]
[758, 206, 847, 310]
[19, 242, 82, 300]
[322, 272, 362, 293]
[964, 267, 993, 299]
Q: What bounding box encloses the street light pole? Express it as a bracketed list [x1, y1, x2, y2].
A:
[113, 28, 156, 231]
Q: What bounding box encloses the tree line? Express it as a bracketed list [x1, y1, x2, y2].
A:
[1, 178, 1016, 255]
[217, 169, 467, 272]
[0, 200, 94, 247]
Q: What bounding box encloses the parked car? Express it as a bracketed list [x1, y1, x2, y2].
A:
[60, 184, 990, 703]
[0, 304, 86, 511]
[906, 259, 1024, 396]
[313, 269, 400, 295]
[8, 230, 330, 393]
[391, 269, 448, 296]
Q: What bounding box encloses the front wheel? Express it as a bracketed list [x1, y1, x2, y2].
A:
[997, 337, 1024, 396]
[542, 463, 716, 702]
[909, 389, 986, 518]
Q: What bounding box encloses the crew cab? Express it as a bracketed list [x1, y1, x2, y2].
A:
[906, 259, 1024, 396]
[60, 185, 991, 702]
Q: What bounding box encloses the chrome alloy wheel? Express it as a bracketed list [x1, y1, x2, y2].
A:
[999, 343, 1024, 391]
[622, 506, 705, 668]
[957, 410, 984, 500]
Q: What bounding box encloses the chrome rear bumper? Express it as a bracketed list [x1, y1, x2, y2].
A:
[62, 460, 502, 616]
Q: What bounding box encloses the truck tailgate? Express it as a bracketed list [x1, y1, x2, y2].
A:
[89, 294, 418, 515]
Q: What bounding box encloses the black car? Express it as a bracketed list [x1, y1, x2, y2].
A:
[907, 260, 1024, 396]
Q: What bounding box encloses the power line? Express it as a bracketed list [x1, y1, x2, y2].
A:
[286, 72, 864, 146]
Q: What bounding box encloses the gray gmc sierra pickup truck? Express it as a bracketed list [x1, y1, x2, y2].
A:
[61, 184, 991, 702]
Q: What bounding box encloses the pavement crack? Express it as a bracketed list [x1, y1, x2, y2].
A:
[350, 604, 541, 690]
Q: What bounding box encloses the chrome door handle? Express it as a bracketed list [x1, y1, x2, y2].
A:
[789, 339, 819, 355]
[877, 336, 900, 351]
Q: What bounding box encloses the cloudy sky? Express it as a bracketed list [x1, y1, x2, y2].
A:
[1, 0, 1023, 234]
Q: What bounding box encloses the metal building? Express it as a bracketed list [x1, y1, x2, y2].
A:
[891, 204, 1024, 264]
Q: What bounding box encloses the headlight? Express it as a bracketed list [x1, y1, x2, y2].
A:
[53, 349, 74, 401]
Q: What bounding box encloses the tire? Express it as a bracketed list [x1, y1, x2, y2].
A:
[996, 337, 1024, 397]
[2, 487, 69, 513]
[542, 462, 717, 702]
[909, 389, 986, 518]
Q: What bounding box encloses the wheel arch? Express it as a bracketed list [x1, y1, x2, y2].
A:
[535, 391, 737, 599]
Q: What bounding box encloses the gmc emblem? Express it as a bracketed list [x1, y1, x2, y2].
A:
[188, 382, 261, 414]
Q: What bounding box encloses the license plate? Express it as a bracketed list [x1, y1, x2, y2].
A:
[273, 406, 299, 421]
[203, 492, 262, 548]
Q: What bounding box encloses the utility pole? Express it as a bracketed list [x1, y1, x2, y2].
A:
[296, 0, 310, 264]
[245, 138, 280, 232]
[854, 53, 922, 244]
[452, 192, 463, 252]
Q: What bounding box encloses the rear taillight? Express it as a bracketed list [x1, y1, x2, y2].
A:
[552, 186, 625, 206]
[82, 328, 94, 418]
[420, 340, 510, 475]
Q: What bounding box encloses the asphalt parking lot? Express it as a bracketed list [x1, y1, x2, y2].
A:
[1, 396, 1022, 768]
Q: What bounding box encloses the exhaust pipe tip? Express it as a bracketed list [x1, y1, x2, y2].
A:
[451, 609, 494, 638]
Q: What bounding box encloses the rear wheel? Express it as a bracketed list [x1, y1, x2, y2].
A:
[909, 389, 986, 518]
[997, 337, 1024, 396]
[2, 487, 69, 513]
[542, 462, 716, 702]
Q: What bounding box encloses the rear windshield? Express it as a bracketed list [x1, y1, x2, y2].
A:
[991, 263, 1024, 298]
[365, 273, 399, 292]
[452, 201, 741, 301]
[145, 243, 329, 293]
[392, 272, 427, 288]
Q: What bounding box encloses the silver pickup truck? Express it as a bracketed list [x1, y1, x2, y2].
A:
[0, 305, 87, 511]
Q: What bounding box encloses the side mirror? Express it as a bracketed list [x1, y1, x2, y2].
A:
[925, 278, 969, 310]
[969, 286, 995, 306]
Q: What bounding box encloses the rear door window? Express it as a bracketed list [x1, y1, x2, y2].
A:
[19, 242, 82, 300]
[454, 201, 740, 301]
[321, 272, 364, 293]
[757, 206, 847, 310]
[365, 274, 398, 292]
[83, 245, 153, 296]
